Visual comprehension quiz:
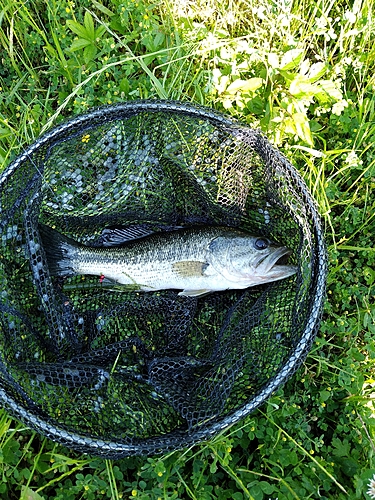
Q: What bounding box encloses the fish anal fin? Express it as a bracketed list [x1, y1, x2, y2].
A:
[178, 289, 213, 297]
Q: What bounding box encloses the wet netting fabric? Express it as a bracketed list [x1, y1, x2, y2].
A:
[0, 100, 327, 458]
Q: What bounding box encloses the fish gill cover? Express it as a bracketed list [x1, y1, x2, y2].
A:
[0, 100, 327, 458]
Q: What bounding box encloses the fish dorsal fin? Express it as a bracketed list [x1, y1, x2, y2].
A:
[97, 224, 183, 247]
[99, 226, 155, 246]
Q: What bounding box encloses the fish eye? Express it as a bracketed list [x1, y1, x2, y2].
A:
[254, 238, 269, 250]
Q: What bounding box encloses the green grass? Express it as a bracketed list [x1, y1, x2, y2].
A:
[0, 0, 375, 498]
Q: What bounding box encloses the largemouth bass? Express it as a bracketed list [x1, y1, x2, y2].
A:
[39, 224, 297, 297]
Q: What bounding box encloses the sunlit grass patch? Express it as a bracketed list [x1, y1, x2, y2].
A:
[0, 0, 375, 498]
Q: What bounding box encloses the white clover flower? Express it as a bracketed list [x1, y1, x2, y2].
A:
[344, 10, 356, 23]
[225, 11, 236, 25]
[345, 150, 363, 168]
[331, 99, 349, 116]
[315, 16, 329, 29]
[324, 28, 337, 41]
[314, 16, 337, 40]
[367, 474, 375, 499]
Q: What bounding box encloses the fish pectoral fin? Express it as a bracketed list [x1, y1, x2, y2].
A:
[178, 289, 212, 297]
[172, 261, 208, 278]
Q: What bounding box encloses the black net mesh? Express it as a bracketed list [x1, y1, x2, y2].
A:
[0, 100, 327, 458]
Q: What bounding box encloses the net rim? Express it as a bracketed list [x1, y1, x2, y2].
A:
[0, 99, 328, 457]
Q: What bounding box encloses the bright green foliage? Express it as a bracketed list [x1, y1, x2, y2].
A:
[0, 0, 375, 498]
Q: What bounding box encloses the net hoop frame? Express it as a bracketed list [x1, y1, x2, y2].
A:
[0, 100, 327, 458]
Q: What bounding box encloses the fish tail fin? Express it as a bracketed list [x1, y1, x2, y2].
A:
[39, 224, 79, 277]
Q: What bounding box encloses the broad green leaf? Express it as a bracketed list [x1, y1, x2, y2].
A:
[20, 486, 45, 500]
[0, 146, 6, 164]
[2, 438, 20, 465]
[84, 11, 95, 40]
[300, 58, 310, 76]
[336, 457, 359, 477]
[364, 267, 375, 286]
[66, 20, 90, 40]
[225, 77, 263, 94]
[246, 96, 265, 115]
[282, 116, 296, 135]
[318, 80, 343, 101]
[292, 112, 314, 145]
[0, 127, 12, 139]
[332, 437, 351, 457]
[279, 448, 293, 466]
[96, 25, 107, 39]
[69, 38, 92, 52]
[84, 44, 97, 64]
[307, 61, 328, 82]
[280, 48, 304, 70]
[289, 76, 320, 98]
[153, 31, 165, 49]
[259, 481, 276, 494]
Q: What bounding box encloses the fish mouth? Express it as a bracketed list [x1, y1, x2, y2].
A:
[256, 246, 294, 274]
